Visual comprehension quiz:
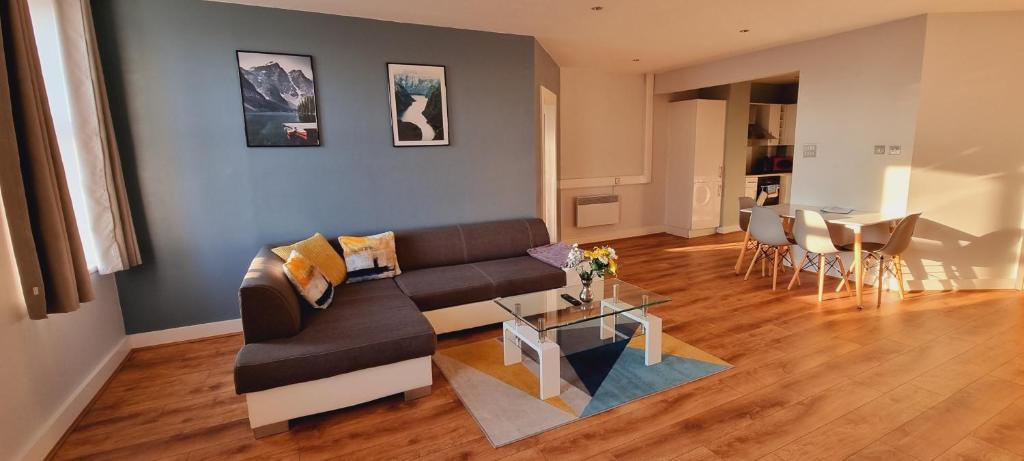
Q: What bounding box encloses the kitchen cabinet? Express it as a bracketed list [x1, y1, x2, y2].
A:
[745, 173, 792, 205]
[665, 99, 727, 238]
[779, 104, 797, 145]
[750, 103, 797, 146]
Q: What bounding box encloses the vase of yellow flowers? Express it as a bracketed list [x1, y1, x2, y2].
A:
[564, 244, 618, 303]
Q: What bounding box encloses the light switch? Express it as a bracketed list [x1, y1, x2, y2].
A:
[874, 145, 886, 155]
[802, 143, 817, 158]
[888, 145, 902, 155]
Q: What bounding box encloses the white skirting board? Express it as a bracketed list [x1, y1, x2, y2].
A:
[128, 318, 243, 348]
[18, 338, 131, 461]
[665, 225, 717, 238]
[565, 225, 666, 244]
[906, 277, 1018, 291]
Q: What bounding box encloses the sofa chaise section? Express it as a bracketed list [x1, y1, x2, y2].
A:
[234, 288, 435, 394]
[236, 254, 435, 437]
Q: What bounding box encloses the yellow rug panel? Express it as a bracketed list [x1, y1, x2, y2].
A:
[438, 341, 575, 415]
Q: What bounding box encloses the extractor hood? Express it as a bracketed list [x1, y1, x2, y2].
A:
[748, 123, 776, 140]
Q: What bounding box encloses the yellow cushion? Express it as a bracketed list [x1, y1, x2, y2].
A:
[338, 231, 401, 283]
[273, 233, 347, 285]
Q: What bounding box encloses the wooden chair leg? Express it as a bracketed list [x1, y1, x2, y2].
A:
[788, 253, 806, 290]
[794, 251, 802, 286]
[894, 255, 906, 300]
[835, 256, 852, 295]
[817, 254, 826, 302]
[735, 230, 751, 275]
[877, 256, 885, 307]
[772, 247, 780, 291]
[872, 254, 884, 289]
[761, 251, 766, 277]
[744, 245, 761, 281]
[844, 258, 856, 291]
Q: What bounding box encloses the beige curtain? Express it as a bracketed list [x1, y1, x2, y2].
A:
[0, 0, 93, 318]
[56, 0, 140, 273]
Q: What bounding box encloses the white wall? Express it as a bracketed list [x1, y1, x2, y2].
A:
[0, 1, 129, 459]
[559, 68, 646, 179]
[656, 16, 927, 214]
[560, 17, 928, 245]
[903, 12, 1024, 290]
[0, 204, 127, 461]
[559, 69, 665, 243]
[653, 12, 1024, 290]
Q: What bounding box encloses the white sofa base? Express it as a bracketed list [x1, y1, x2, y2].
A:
[244, 356, 432, 436]
[423, 300, 515, 334]
[423, 268, 584, 334]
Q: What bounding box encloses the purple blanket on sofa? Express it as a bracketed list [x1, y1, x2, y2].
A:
[527, 242, 572, 268]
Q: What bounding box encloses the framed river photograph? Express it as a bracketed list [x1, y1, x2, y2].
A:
[387, 63, 450, 146]
[236, 51, 320, 147]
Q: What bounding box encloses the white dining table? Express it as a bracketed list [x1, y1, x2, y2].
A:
[738, 203, 914, 307]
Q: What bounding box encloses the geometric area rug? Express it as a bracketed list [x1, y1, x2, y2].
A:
[433, 320, 732, 447]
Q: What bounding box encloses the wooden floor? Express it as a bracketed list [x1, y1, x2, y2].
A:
[51, 232, 1024, 460]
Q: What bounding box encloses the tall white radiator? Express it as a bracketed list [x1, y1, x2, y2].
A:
[575, 194, 620, 228]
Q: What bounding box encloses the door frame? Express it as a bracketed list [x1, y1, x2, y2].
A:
[540, 86, 559, 242]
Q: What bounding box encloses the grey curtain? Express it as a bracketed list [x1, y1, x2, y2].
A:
[0, 0, 94, 319]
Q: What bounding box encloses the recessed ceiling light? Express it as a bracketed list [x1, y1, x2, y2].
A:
[739, 29, 750, 33]
[591, 6, 604, 11]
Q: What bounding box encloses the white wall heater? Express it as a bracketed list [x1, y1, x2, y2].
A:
[575, 194, 620, 228]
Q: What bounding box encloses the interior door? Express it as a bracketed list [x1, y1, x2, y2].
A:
[540, 86, 558, 241]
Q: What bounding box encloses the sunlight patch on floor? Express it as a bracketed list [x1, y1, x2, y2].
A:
[664, 242, 741, 253]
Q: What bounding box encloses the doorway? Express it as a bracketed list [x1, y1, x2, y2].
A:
[541, 86, 559, 241]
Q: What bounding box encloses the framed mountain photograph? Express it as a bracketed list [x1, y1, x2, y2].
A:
[387, 63, 450, 147]
[236, 51, 320, 147]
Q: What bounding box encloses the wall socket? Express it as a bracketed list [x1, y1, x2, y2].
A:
[874, 145, 886, 155]
[802, 143, 817, 158]
[888, 145, 902, 155]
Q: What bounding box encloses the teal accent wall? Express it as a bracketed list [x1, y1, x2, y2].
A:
[93, 0, 545, 333]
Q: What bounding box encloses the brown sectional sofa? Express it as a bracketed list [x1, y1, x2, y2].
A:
[234, 218, 565, 435]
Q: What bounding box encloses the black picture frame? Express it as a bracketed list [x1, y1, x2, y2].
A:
[236, 50, 321, 148]
[386, 62, 451, 147]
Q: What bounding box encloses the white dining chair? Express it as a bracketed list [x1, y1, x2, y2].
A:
[744, 207, 794, 291]
[788, 209, 852, 302]
[734, 196, 758, 275]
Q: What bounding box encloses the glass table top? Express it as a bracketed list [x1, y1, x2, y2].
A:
[494, 278, 670, 332]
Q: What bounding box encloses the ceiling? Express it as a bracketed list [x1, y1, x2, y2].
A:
[213, 0, 1024, 73]
[753, 72, 800, 85]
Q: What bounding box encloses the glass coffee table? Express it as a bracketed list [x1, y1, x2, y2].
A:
[494, 278, 670, 399]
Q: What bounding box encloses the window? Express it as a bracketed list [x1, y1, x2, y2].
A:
[30, 0, 99, 271]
